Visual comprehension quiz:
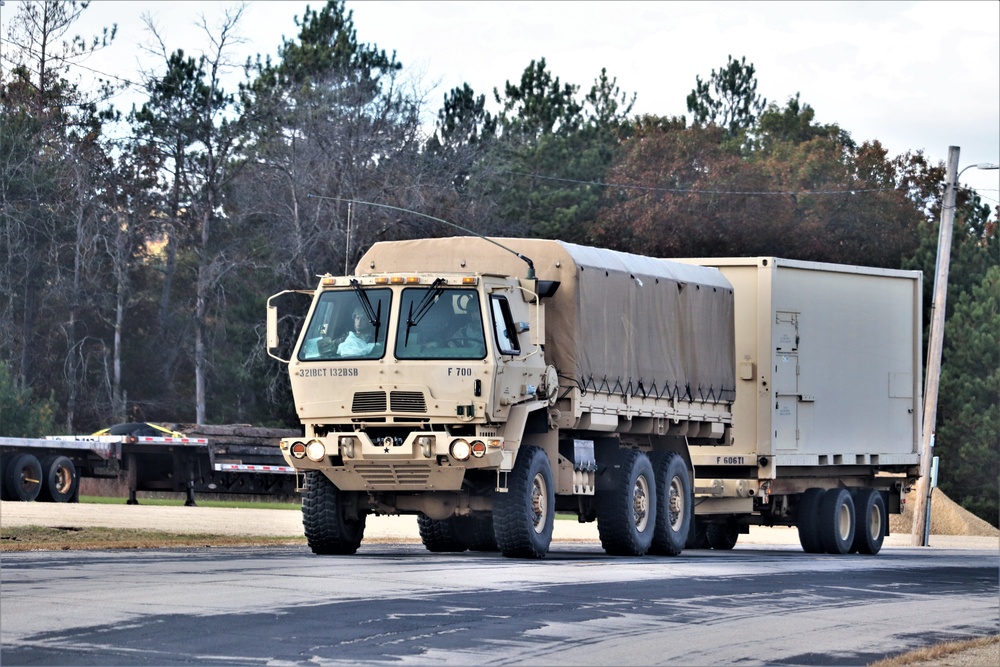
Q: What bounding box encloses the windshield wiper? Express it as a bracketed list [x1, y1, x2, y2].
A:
[349, 279, 382, 342]
[404, 278, 444, 345]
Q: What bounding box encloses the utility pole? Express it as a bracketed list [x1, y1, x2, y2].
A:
[911, 146, 960, 546]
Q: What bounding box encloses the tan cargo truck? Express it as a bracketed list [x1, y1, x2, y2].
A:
[673, 257, 922, 554]
[268, 237, 736, 558]
[267, 240, 922, 558]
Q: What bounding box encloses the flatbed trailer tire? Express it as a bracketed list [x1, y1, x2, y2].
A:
[39, 455, 79, 503]
[3, 453, 43, 502]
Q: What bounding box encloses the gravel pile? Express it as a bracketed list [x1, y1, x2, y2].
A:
[890, 490, 999, 537]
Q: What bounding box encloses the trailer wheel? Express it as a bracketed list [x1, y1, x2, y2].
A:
[851, 488, 886, 555]
[39, 456, 79, 503]
[463, 515, 499, 552]
[302, 471, 366, 555]
[706, 522, 739, 550]
[648, 451, 690, 556]
[597, 449, 656, 556]
[818, 488, 856, 554]
[417, 514, 468, 552]
[493, 445, 554, 558]
[796, 488, 825, 553]
[3, 453, 43, 502]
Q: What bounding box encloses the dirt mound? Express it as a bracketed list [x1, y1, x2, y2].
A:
[890, 490, 999, 537]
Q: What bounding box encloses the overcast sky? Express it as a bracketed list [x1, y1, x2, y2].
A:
[4, 0, 998, 207]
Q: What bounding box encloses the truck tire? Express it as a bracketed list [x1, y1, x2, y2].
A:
[462, 515, 499, 552]
[818, 488, 856, 555]
[796, 488, 825, 553]
[39, 455, 79, 503]
[3, 453, 43, 502]
[493, 445, 554, 558]
[302, 470, 366, 555]
[706, 522, 739, 550]
[417, 514, 468, 552]
[596, 449, 656, 556]
[687, 519, 709, 549]
[0, 455, 9, 500]
[851, 488, 886, 555]
[648, 451, 691, 556]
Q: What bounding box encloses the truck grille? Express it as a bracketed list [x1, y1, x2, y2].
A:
[352, 392, 387, 412]
[390, 391, 427, 413]
[351, 391, 427, 414]
[356, 463, 432, 488]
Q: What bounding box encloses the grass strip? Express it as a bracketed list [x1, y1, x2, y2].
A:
[1, 525, 306, 552]
[868, 635, 1000, 666]
[79, 495, 300, 511]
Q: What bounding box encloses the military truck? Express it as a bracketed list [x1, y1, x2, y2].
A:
[268, 237, 735, 558]
[267, 238, 921, 558]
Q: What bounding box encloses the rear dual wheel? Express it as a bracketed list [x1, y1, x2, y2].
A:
[597, 450, 656, 556]
[797, 487, 882, 555]
[649, 451, 691, 556]
[851, 488, 887, 555]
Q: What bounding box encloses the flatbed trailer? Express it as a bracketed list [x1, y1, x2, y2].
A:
[0, 425, 301, 505]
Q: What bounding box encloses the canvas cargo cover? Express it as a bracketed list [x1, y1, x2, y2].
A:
[358, 237, 736, 404]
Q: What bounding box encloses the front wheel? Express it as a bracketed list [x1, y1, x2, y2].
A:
[302, 471, 366, 555]
[493, 446, 554, 558]
[597, 449, 656, 556]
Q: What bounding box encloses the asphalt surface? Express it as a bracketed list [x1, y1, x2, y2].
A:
[1, 539, 998, 665]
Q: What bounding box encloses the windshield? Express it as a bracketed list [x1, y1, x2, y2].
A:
[395, 288, 486, 360]
[298, 288, 390, 361]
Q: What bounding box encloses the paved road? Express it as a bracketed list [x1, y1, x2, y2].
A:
[1, 543, 997, 666]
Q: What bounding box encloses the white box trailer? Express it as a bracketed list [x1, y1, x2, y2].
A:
[674, 257, 922, 552]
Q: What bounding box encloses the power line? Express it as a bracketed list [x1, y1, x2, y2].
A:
[497, 169, 1000, 202]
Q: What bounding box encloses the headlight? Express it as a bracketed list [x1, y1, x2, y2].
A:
[290, 441, 307, 459]
[305, 439, 327, 462]
[449, 439, 471, 461]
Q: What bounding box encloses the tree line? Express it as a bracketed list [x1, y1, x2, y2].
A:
[1, 1, 995, 524]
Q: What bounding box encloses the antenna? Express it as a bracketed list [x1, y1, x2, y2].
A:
[307, 194, 536, 280]
[344, 202, 353, 275]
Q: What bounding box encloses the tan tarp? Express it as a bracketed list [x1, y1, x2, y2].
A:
[358, 237, 736, 403]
